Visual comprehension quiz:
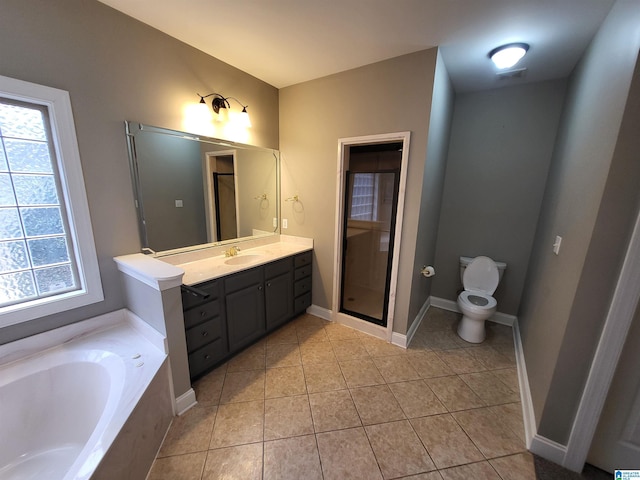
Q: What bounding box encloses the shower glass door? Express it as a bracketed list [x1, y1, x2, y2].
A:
[340, 169, 400, 326]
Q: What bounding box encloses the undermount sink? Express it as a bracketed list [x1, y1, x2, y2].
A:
[224, 254, 266, 266]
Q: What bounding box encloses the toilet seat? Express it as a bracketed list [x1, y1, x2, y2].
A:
[458, 290, 497, 314]
[462, 256, 499, 295]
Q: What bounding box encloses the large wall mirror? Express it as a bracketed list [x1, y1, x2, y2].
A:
[125, 122, 280, 255]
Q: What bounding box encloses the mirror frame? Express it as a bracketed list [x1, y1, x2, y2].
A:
[125, 121, 280, 257]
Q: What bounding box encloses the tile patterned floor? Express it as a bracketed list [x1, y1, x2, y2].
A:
[148, 308, 535, 480]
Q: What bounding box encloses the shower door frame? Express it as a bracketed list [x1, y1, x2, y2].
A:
[332, 132, 410, 342]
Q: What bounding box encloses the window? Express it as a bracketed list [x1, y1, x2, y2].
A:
[0, 75, 102, 327]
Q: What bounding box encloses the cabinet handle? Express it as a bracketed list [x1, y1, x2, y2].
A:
[267, 282, 271, 287]
[258, 285, 263, 291]
[204, 354, 211, 360]
[201, 331, 209, 337]
[200, 310, 206, 317]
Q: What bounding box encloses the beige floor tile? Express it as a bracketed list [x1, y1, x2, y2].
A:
[300, 341, 338, 364]
[436, 348, 487, 374]
[365, 420, 435, 479]
[296, 324, 330, 344]
[308, 389, 362, 432]
[410, 414, 484, 469]
[325, 322, 361, 341]
[226, 348, 266, 372]
[263, 434, 323, 480]
[316, 427, 383, 480]
[264, 394, 314, 440]
[439, 460, 501, 480]
[489, 402, 526, 443]
[421, 329, 466, 351]
[492, 367, 520, 392]
[339, 357, 385, 388]
[147, 451, 207, 480]
[484, 323, 514, 345]
[219, 369, 265, 404]
[426, 375, 485, 412]
[459, 371, 520, 405]
[492, 343, 517, 363]
[158, 405, 217, 457]
[490, 452, 537, 480]
[209, 400, 264, 448]
[266, 343, 302, 368]
[373, 355, 421, 383]
[350, 384, 406, 425]
[395, 472, 443, 480]
[406, 352, 455, 379]
[331, 339, 369, 361]
[303, 362, 347, 393]
[265, 365, 307, 398]
[193, 366, 226, 406]
[452, 407, 525, 458]
[388, 380, 447, 418]
[266, 323, 299, 345]
[421, 309, 460, 331]
[202, 443, 263, 480]
[361, 337, 407, 357]
[292, 313, 327, 329]
[465, 345, 514, 370]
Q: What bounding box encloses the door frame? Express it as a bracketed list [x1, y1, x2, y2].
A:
[332, 132, 410, 342]
[204, 149, 239, 242]
[563, 204, 640, 470]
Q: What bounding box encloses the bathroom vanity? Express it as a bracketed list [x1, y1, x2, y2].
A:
[181, 248, 312, 379]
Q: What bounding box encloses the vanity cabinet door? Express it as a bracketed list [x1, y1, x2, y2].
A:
[265, 271, 293, 330]
[225, 267, 266, 352]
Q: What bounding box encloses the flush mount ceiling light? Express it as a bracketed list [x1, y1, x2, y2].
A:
[197, 92, 251, 127]
[489, 43, 530, 69]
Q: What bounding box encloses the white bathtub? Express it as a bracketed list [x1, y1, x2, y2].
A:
[0, 309, 171, 480]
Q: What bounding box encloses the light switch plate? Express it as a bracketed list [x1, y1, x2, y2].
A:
[553, 235, 562, 255]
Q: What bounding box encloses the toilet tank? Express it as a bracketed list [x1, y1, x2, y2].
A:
[459, 256, 507, 284]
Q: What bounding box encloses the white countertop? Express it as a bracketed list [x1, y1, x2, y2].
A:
[175, 240, 312, 285]
[115, 236, 313, 289]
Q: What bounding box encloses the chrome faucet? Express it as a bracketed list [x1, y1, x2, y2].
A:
[224, 246, 241, 257]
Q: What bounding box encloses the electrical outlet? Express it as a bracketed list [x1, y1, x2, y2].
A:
[273, 217, 277, 228]
[282, 218, 288, 229]
[553, 235, 562, 255]
[175, 200, 183, 208]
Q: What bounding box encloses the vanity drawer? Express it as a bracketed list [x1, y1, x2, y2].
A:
[294, 277, 312, 297]
[188, 338, 226, 378]
[265, 257, 293, 279]
[185, 316, 224, 353]
[294, 292, 312, 313]
[184, 299, 221, 329]
[224, 267, 263, 294]
[294, 264, 312, 281]
[294, 251, 312, 268]
[181, 279, 221, 309]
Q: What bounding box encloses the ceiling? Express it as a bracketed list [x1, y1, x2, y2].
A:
[97, 0, 615, 92]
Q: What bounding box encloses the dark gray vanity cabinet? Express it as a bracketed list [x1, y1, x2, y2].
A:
[265, 257, 293, 330]
[182, 249, 312, 380]
[224, 267, 266, 352]
[293, 251, 312, 314]
[181, 279, 228, 379]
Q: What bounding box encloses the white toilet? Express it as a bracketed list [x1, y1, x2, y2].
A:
[457, 256, 506, 343]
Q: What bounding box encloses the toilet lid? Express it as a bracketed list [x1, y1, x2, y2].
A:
[463, 256, 499, 295]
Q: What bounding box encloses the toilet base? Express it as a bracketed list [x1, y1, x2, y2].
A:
[457, 315, 486, 343]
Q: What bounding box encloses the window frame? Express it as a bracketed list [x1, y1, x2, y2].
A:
[0, 75, 103, 328]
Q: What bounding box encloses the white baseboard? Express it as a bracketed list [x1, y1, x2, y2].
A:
[430, 296, 516, 326]
[513, 319, 568, 465]
[307, 304, 332, 321]
[392, 297, 432, 348]
[175, 388, 197, 416]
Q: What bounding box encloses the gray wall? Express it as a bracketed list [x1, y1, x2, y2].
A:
[0, 0, 279, 343]
[518, 0, 640, 444]
[279, 49, 437, 335]
[407, 51, 454, 331]
[432, 80, 567, 315]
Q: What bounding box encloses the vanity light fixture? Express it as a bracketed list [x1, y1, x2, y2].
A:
[197, 93, 251, 127]
[489, 43, 529, 69]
